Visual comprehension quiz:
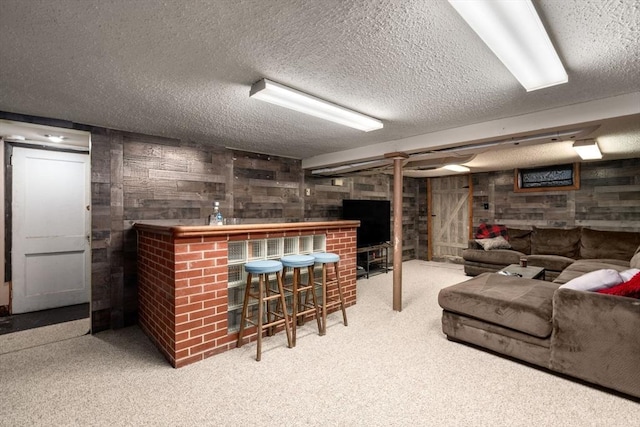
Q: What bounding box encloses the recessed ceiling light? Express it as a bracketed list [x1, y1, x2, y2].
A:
[45, 134, 65, 143]
[443, 164, 471, 172]
[4, 134, 25, 141]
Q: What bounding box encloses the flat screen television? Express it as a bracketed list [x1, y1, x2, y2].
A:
[342, 199, 391, 248]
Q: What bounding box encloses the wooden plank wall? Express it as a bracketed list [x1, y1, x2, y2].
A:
[471, 158, 640, 232]
[304, 172, 425, 260]
[89, 127, 428, 331]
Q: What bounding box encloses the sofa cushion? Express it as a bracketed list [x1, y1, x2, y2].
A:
[597, 272, 640, 298]
[531, 226, 581, 259]
[475, 236, 511, 250]
[553, 259, 631, 285]
[526, 254, 575, 273]
[507, 228, 532, 254]
[580, 228, 640, 261]
[438, 273, 559, 338]
[558, 269, 623, 291]
[462, 248, 524, 265]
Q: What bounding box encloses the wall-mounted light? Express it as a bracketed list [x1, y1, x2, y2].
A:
[448, 0, 568, 91]
[573, 139, 602, 160]
[250, 79, 383, 132]
[443, 164, 471, 172]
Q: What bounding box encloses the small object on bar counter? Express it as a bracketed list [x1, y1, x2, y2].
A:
[520, 257, 528, 268]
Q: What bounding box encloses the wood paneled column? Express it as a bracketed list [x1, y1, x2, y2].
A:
[385, 152, 409, 312]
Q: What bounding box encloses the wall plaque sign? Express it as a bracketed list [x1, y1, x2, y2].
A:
[514, 163, 580, 192]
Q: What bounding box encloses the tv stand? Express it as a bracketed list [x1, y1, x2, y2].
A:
[356, 242, 390, 279]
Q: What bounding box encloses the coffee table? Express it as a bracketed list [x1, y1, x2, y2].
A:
[498, 264, 545, 280]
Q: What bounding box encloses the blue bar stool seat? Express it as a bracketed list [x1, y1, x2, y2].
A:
[237, 260, 292, 361]
[280, 255, 322, 346]
[313, 252, 348, 335]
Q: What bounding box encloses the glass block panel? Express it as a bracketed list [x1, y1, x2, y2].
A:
[228, 241, 246, 264]
[299, 236, 313, 254]
[227, 264, 244, 286]
[248, 239, 265, 260]
[228, 284, 246, 308]
[266, 238, 283, 259]
[313, 234, 326, 252]
[284, 237, 298, 255]
[228, 309, 241, 332]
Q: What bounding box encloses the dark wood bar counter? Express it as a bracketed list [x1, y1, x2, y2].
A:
[134, 220, 359, 368]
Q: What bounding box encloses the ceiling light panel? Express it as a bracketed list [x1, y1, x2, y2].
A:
[448, 0, 568, 91]
[573, 140, 602, 160]
[250, 79, 383, 132]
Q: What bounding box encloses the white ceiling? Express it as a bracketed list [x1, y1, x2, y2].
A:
[0, 0, 638, 176]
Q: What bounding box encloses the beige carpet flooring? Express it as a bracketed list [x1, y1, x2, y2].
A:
[1, 260, 638, 426]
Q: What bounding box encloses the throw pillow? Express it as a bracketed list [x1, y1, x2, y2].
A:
[597, 272, 640, 299]
[558, 269, 623, 292]
[475, 236, 512, 251]
[475, 223, 508, 240]
[620, 268, 640, 282]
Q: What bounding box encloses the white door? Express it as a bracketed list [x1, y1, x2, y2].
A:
[11, 147, 91, 314]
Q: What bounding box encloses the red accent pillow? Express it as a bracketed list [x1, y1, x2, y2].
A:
[597, 272, 640, 299]
[475, 223, 508, 240]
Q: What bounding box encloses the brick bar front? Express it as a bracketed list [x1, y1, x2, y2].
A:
[134, 221, 359, 368]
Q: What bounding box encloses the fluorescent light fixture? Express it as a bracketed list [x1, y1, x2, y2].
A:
[573, 140, 602, 160]
[443, 164, 471, 172]
[448, 0, 568, 91]
[250, 79, 383, 132]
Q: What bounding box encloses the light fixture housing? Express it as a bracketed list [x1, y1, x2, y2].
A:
[443, 164, 471, 173]
[573, 140, 602, 160]
[448, 0, 568, 91]
[250, 79, 383, 132]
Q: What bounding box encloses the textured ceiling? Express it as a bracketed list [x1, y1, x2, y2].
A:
[0, 0, 639, 176]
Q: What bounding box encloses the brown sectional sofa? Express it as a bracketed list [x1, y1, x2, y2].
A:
[463, 226, 640, 282]
[440, 227, 640, 399]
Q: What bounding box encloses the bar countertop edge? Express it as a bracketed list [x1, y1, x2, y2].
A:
[133, 220, 361, 237]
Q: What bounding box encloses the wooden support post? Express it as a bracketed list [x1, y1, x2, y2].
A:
[385, 152, 409, 312]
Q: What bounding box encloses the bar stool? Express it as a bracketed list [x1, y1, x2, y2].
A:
[237, 260, 292, 361]
[280, 255, 322, 346]
[313, 252, 348, 335]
